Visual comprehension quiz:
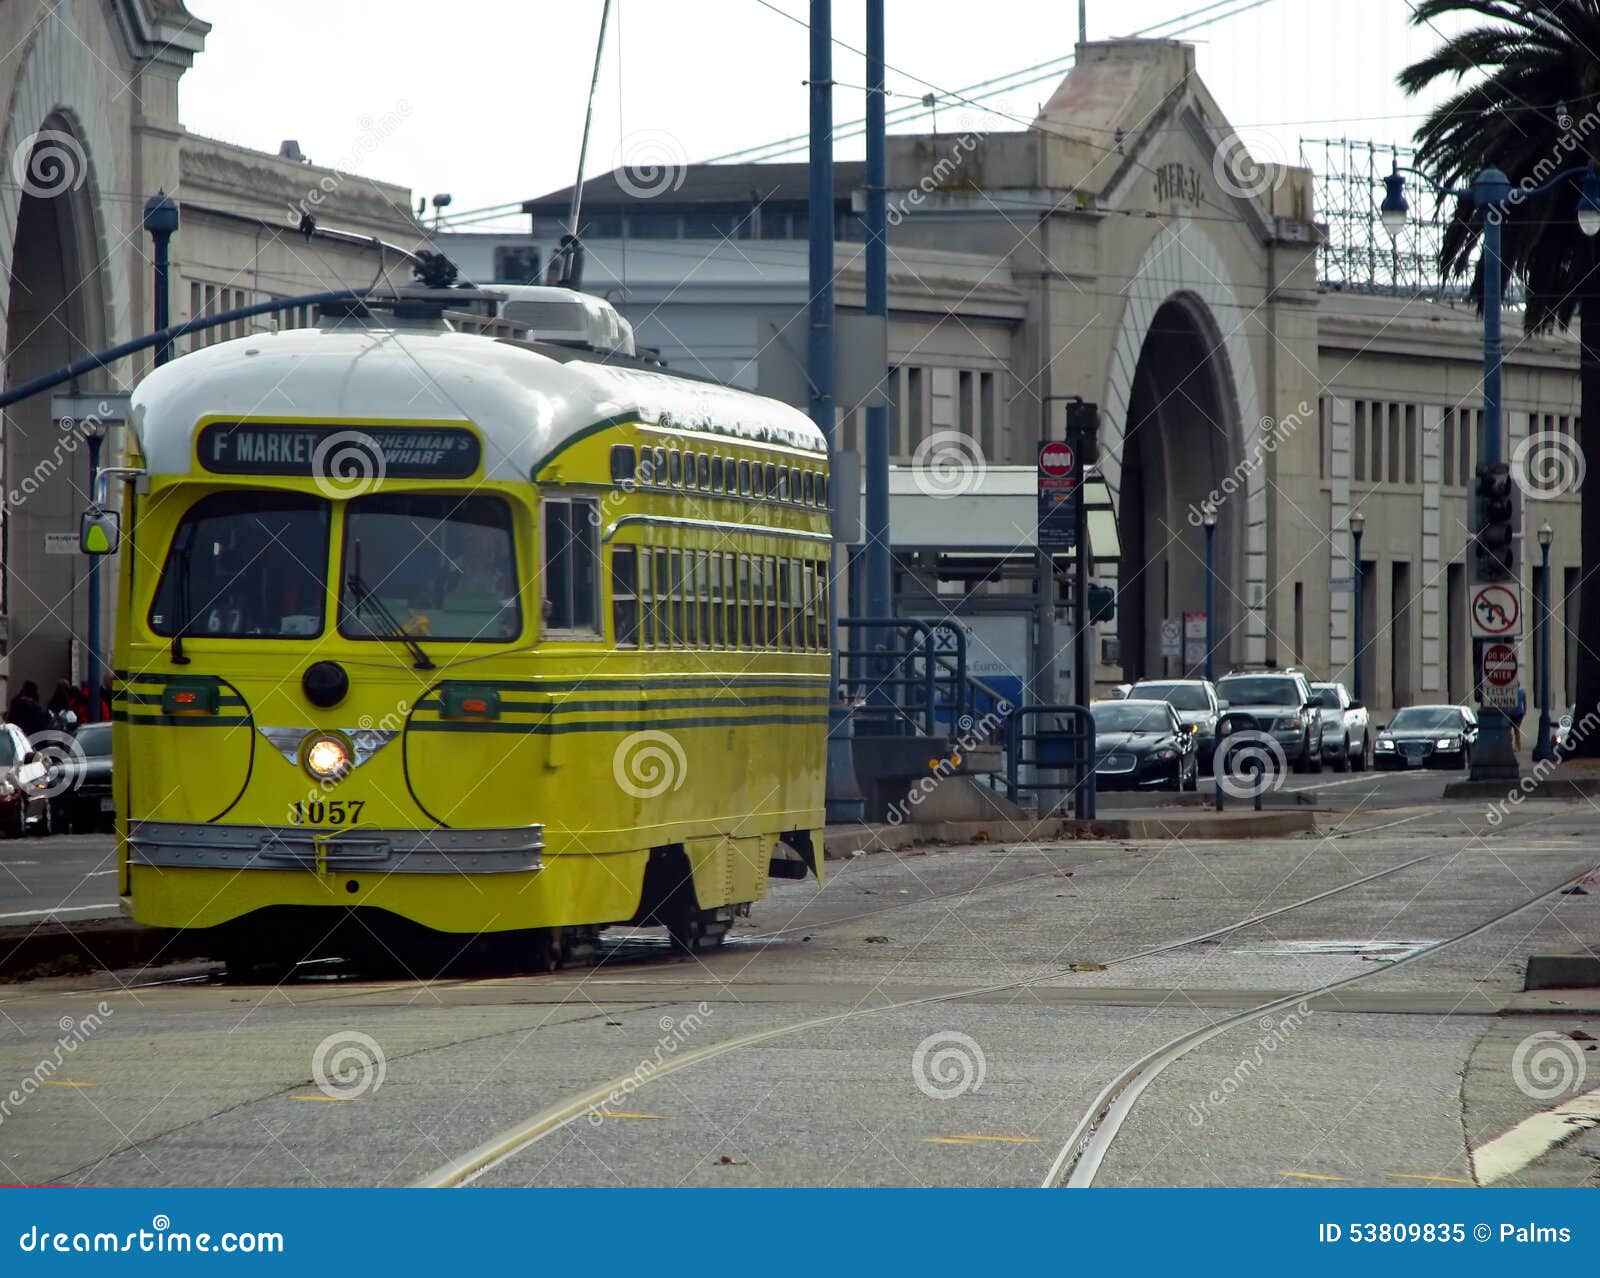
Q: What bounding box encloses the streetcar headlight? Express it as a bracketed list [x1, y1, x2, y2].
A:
[302, 734, 352, 781]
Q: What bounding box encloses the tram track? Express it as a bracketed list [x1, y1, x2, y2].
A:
[1038, 859, 1600, 1188]
[418, 846, 1460, 1186]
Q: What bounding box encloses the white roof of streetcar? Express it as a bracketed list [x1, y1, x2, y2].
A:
[128, 312, 825, 483]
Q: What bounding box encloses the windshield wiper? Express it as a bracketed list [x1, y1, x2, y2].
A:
[346, 542, 434, 670]
[170, 525, 195, 665]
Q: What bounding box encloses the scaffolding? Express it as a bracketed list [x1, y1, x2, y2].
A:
[1300, 137, 1461, 298]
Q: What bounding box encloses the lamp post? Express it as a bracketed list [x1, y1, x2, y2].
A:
[1533, 521, 1556, 762]
[1202, 501, 1217, 682]
[1382, 160, 1600, 779]
[142, 193, 179, 367]
[1349, 509, 1365, 705]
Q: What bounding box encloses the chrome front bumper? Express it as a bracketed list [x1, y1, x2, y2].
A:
[128, 821, 543, 875]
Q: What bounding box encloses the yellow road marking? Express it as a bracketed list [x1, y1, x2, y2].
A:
[1471, 1084, 1600, 1184]
[1382, 1172, 1474, 1185]
[925, 1134, 1041, 1145]
[40, 1081, 94, 1088]
[288, 1094, 358, 1103]
[1277, 1170, 1350, 1182]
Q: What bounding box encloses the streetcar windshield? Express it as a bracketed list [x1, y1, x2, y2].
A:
[339, 494, 520, 643]
[149, 492, 330, 638]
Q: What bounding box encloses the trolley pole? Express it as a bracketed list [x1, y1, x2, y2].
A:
[811, 0, 864, 821]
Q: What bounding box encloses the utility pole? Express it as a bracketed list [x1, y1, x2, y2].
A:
[1079, 0, 1087, 43]
[862, 0, 891, 622]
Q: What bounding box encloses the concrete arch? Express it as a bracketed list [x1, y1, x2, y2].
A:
[1098, 217, 1267, 667]
[0, 4, 131, 364]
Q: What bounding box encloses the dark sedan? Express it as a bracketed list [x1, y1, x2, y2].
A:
[51, 721, 114, 832]
[1373, 705, 1479, 771]
[1090, 699, 1198, 791]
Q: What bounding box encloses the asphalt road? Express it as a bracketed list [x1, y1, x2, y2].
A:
[2, 773, 1598, 1188]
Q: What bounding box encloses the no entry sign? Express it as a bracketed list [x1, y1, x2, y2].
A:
[1039, 440, 1075, 479]
[1482, 643, 1517, 686]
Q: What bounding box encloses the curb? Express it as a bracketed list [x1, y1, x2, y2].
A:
[0, 918, 208, 983]
[1524, 951, 1600, 990]
[1442, 777, 1600, 800]
[822, 809, 1317, 859]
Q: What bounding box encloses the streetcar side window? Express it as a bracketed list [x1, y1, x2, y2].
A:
[763, 464, 777, 500]
[738, 555, 753, 648]
[654, 549, 673, 646]
[668, 450, 683, 488]
[710, 456, 725, 492]
[697, 453, 710, 492]
[610, 444, 636, 487]
[738, 460, 751, 496]
[683, 552, 700, 646]
[541, 497, 601, 635]
[611, 546, 638, 648]
[802, 562, 817, 651]
[803, 471, 815, 505]
[764, 555, 779, 647]
[668, 550, 685, 647]
[640, 548, 657, 647]
[652, 448, 668, 487]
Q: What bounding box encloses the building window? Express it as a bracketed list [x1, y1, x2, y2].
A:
[1404, 405, 1417, 485]
[542, 498, 601, 634]
[1353, 401, 1367, 482]
[1442, 409, 1455, 487]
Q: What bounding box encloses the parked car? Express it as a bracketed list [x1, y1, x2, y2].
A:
[1089, 698, 1198, 791]
[1310, 681, 1370, 772]
[50, 721, 114, 833]
[1213, 669, 1326, 772]
[1128, 678, 1221, 767]
[0, 722, 53, 837]
[1373, 705, 1479, 770]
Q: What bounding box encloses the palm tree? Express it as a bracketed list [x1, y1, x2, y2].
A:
[1399, 0, 1600, 755]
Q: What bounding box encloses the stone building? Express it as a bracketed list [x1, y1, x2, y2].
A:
[0, 0, 422, 701]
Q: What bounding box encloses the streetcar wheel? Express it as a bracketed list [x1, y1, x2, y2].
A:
[667, 907, 732, 955]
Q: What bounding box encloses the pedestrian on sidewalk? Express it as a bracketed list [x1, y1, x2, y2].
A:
[1511, 686, 1527, 752]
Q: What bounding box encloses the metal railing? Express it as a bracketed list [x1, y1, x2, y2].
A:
[838, 618, 968, 737]
[1005, 704, 1096, 821]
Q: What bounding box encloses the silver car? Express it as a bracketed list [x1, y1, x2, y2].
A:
[1127, 678, 1220, 766]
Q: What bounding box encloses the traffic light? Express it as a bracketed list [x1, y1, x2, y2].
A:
[1087, 583, 1116, 623]
[1473, 461, 1517, 581]
[1065, 399, 1100, 466]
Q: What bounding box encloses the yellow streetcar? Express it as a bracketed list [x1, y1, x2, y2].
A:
[103, 290, 828, 973]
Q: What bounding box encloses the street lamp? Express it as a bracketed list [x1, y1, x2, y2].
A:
[1349, 509, 1365, 704]
[1201, 501, 1217, 682]
[1533, 521, 1556, 762]
[1383, 159, 1600, 779]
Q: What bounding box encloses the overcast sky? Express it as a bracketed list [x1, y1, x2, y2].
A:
[180, 0, 1472, 230]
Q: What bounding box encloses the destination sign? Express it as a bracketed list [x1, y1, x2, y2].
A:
[197, 423, 480, 479]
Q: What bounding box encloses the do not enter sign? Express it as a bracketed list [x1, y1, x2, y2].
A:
[1482, 643, 1518, 687]
[1039, 440, 1075, 478]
